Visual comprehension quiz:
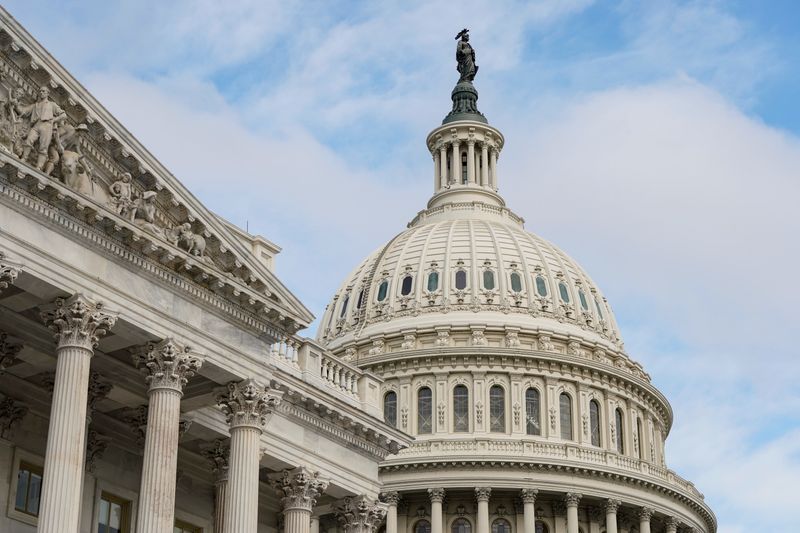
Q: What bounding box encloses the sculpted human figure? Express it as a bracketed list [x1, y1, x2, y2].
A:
[133, 191, 162, 235]
[109, 172, 136, 220]
[455, 29, 478, 83]
[0, 86, 24, 154]
[168, 222, 206, 257]
[17, 86, 66, 170]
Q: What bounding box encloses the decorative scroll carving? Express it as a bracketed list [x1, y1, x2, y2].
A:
[401, 333, 416, 350]
[132, 338, 202, 393]
[86, 371, 113, 422]
[435, 330, 450, 347]
[564, 492, 582, 507]
[0, 396, 27, 438]
[368, 339, 385, 356]
[519, 488, 537, 504]
[335, 495, 387, 533]
[504, 330, 520, 348]
[638, 507, 654, 522]
[605, 499, 621, 514]
[269, 466, 330, 511]
[216, 379, 283, 430]
[85, 429, 112, 473]
[513, 402, 521, 426]
[381, 491, 400, 506]
[538, 335, 554, 352]
[200, 439, 230, 483]
[0, 252, 20, 293]
[475, 401, 484, 424]
[40, 294, 117, 350]
[437, 401, 446, 426]
[475, 487, 491, 502]
[471, 329, 487, 346]
[428, 487, 445, 503]
[0, 331, 22, 373]
[122, 405, 149, 446]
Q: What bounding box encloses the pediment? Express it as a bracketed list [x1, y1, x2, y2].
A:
[0, 8, 313, 334]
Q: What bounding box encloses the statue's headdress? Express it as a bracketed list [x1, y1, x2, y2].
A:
[455, 28, 469, 40]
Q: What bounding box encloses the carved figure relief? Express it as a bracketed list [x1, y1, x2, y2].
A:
[109, 172, 136, 220]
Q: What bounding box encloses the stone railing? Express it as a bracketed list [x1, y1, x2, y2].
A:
[267, 336, 383, 419]
[390, 437, 704, 500]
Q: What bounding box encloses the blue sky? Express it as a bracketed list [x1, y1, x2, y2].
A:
[5, 1, 799, 531]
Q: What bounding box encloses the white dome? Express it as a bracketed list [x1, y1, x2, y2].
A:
[318, 205, 623, 353]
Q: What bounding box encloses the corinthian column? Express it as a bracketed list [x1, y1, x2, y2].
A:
[270, 467, 330, 533]
[335, 495, 387, 533]
[37, 294, 116, 533]
[605, 499, 620, 533]
[217, 379, 283, 533]
[564, 493, 581, 533]
[201, 439, 230, 533]
[133, 339, 202, 533]
[383, 492, 400, 533]
[520, 489, 537, 533]
[638, 507, 654, 533]
[429, 488, 445, 533]
[665, 516, 679, 533]
[476, 487, 491, 533]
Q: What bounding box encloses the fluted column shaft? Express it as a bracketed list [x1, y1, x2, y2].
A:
[384, 492, 399, 533]
[38, 344, 92, 532]
[467, 141, 476, 184]
[285, 508, 312, 533]
[452, 141, 461, 184]
[665, 517, 678, 533]
[38, 295, 116, 533]
[433, 152, 440, 193]
[214, 478, 228, 533]
[521, 489, 537, 533]
[638, 508, 653, 533]
[225, 425, 261, 532]
[476, 488, 491, 533]
[565, 493, 581, 533]
[429, 488, 444, 533]
[439, 145, 448, 188]
[480, 143, 489, 186]
[605, 500, 620, 533]
[489, 148, 498, 188]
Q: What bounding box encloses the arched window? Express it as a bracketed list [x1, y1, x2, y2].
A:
[589, 400, 601, 446]
[356, 289, 365, 309]
[383, 391, 397, 427]
[578, 289, 589, 311]
[510, 272, 522, 292]
[401, 275, 413, 296]
[535, 522, 548, 533]
[594, 297, 604, 319]
[525, 388, 541, 435]
[558, 282, 570, 303]
[418, 387, 433, 434]
[461, 152, 468, 184]
[455, 270, 467, 290]
[483, 270, 495, 290]
[427, 271, 439, 292]
[453, 385, 469, 432]
[535, 275, 548, 297]
[637, 417, 644, 459]
[492, 519, 511, 533]
[377, 280, 389, 302]
[452, 518, 471, 533]
[415, 520, 432, 533]
[339, 294, 349, 318]
[615, 408, 625, 454]
[559, 393, 573, 440]
[489, 385, 506, 432]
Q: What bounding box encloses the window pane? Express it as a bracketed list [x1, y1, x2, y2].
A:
[637, 418, 644, 459]
[110, 502, 122, 530]
[483, 270, 495, 290]
[377, 281, 388, 302]
[15, 469, 29, 511]
[452, 518, 472, 533]
[418, 387, 432, 434]
[492, 519, 511, 533]
[384, 392, 397, 427]
[356, 289, 365, 309]
[28, 472, 41, 515]
[558, 282, 570, 302]
[615, 409, 625, 453]
[455, 270, 467, 290]
[579, 289, 588, 310]
[590, 400, 601, 446]
[535, 276, 548, 296]
[99, 498, 110, 526]
[595, 297, 604, 318]
[416, 520, 431, 533]
[525, 388, 540, 435]
[453, 385, 469, 432]
[427, 271, 439, 292]
[401, 275, 413, 296]
[339, 295, 349, 318]
[559, 393, 573, 440]
[489, 385, 505, 432]
[536, 521, 549, 533]
[510, 272, 522, 292]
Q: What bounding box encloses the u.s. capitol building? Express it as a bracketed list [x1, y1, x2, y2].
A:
[0, 8, 714, 533]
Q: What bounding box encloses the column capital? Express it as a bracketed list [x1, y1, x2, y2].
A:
[520, 488, 538, 504]
[40, 294, 117, 350]
[0, 252, 20, 292]
[0, 395, 28, 439]
[665, 516, 680, 529]
[269, 466, 330, 512]
[200, 439, 230, 483]
[638, 507, 654, 522]
[217, 378, 283, 430]
[564, 492, 582, 508]
[605, 499, 621, 514]
[382, 491, 400, 506]
[475, 487, 491, 502]
[335, 495, 387, 533]
[428, 487, 445, 503]
[0, 332, 22, 373]
[132, 338, 203, 394]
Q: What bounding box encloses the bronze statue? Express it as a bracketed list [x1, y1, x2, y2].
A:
[455, 29, 478, 83]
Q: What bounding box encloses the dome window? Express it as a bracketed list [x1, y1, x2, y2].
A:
[427, 271, 439, 292]
[415, 521, 432, 533]
[558, 281, 570, 303]
[383, 391, 397, 427]
[452, 519, 471, 533]
[589, 399, 601, 446]
[339, 294, 349, 318]
[595, 297, 604, 319]
[492, 519, 511, 533]
[579, 289, 589, 311]
[455, 270, 468, 290]
[559, 393, 573, 440]
[417, 387, 433, 434]
[615, 408, 625, 454]
[356, 289, 365, 309]
[453, 385, 469, 432]
[483, 270, 495, 290]
[376, 281, 389, 302]
[510, 272, 522, 293]
[535, 275, 548, 297]
[525, 388, 540, 435]
[401, 275, 413, 296]
[489, 385, 506, 432]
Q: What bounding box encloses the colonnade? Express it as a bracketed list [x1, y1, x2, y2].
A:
[433, 139, 498, 191]
[381, 488, 692, 533]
